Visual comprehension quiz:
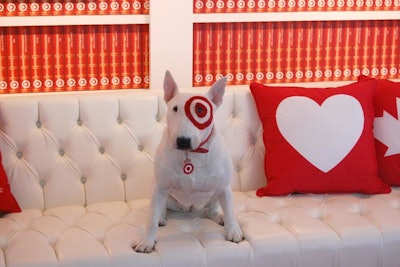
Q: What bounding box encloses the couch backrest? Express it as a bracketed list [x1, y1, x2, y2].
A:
[0, 88, 266, 210]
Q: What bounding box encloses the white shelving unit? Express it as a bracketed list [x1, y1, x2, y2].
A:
[0, 14, 149, 26]
[194, 10, 400, 22]
[1, 0, 399, 90]
[151, 1, 400, 89]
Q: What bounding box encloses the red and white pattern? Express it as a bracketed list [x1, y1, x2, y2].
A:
[358, 76, 400, 186]
[0, 0, 149, 16]
[194, 0, 400, 12]
[193, 21, 400, 86]
[185, 96, 214, 130]
[0, 25, 149, 93]
[250, 79, 392, 195]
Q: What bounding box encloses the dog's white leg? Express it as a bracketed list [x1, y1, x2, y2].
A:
[159, 203, 167, 226]
[217, 187, 244, 243]
[133, 186, 169, 253]
[205, 198, 224, 226]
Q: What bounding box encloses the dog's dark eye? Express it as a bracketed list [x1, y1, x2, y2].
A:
[194, 103, 207, 118]
[173, 106, 178, 112]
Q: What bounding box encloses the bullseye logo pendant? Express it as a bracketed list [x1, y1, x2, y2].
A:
[183, 158, 194, 175]
[184, 96, 213, 130]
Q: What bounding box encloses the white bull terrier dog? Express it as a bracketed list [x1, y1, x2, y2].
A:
[133, 71, 244, 253]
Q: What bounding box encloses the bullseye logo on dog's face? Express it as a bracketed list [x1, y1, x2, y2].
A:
[184, 96, 213, 130]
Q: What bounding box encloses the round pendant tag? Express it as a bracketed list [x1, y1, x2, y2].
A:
[183, 162, 194, 174]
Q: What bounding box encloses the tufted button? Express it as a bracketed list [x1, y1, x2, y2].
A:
[99, 147, 105, 154]
[121, 174, 127, 181]
[236, 166, 241, 173]
[80, 177, 86, 184]
[251, 138, 256, 145]
[138, 145, 143, 151]
[39, 180, 45, 187]
[155, 115, 161, 122]
[16, 151, 22, 159]
[36, 121, 42, 128]
[77, 119, 82, 126]
[117, 117, 123, 124]
[232, 112, 237, 118]
[59, 149, 65, 156]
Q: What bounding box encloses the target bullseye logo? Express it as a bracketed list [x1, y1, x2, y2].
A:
[183, 161, 194, 175]
[184, 96, 213, 130]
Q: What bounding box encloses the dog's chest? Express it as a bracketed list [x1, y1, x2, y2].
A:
[168, 173, 220, 208]
[164, 153, 230, 207]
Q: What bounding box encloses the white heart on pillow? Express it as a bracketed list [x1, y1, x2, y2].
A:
[276, 94, 364, 173]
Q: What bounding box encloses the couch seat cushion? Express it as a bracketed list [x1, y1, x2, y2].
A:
[1, 189, 400, 267]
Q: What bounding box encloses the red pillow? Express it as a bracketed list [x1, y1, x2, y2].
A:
[358, 75, 400, 186]
[0, 151, 21, 214]
[250, 80, 391, 196]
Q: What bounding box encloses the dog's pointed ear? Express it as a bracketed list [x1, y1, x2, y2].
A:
[163, 70, 179, 103]
[207, 76, 227, 108]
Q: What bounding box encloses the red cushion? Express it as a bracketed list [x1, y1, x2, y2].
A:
[0, 151, 21, 214]
[250, 80, 391, 196]
[358, 75, 400, 186]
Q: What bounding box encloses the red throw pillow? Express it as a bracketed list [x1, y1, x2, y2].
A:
[250, 80, 391, 196]
[0, 151, 21, 214]
[358, 75, 400, 186]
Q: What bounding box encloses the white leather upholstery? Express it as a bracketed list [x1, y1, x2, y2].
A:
[0, 88, 399, 267]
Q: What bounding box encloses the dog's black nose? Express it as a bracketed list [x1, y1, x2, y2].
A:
[176, 137, 192, 150]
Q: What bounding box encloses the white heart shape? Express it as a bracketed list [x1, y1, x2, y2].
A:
[276, 94, 364, 173]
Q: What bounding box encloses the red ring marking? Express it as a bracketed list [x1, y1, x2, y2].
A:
[184, 96, 213, 130]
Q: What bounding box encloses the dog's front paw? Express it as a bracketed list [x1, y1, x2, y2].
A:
[210, 213, 224, 226]
[133, 239, 156, 253]
[158, 217, 167, 227]
[225, 222, 244, 243]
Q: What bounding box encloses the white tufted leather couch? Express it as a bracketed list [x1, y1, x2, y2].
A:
[0, 87, 399, 267]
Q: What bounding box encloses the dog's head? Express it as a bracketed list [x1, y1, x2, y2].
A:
[163, 70, 227, 151]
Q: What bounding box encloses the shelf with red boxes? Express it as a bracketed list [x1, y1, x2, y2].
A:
[193, 0, 400, 13]
[1, 0, 400, 92]
[190, 1, 400, 86]
[0, 24, 149, 93]
[0, 1, 149, 17]
[0, 1, 150, 93]
[192, 20, 400, 87]
[0, 0, 149, 26]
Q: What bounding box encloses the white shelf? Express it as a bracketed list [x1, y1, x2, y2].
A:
[193, 10, 400, 23]
[1, 2, 399, 90]
[0, 14, 149, 26]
